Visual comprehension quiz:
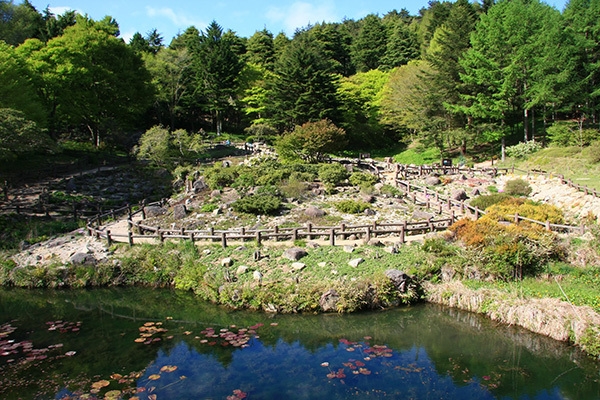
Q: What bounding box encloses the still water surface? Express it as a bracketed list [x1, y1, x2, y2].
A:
[1, 287, 599, 399]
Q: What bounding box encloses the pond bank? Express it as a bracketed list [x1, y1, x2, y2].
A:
[3, 234, 600, 358]
[425, 281, 600, 358]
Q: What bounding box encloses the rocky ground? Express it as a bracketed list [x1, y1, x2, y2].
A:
[8, 161, 600, 269]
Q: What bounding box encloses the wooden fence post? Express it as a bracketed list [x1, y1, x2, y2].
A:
[274, 225, 279, 241]
[329, 229, 335, 246]
[340, 223, 346, 239]
[158, 228, 164, 243]
[307, 223, 313, 240]
[428, 218, 434, 232]
[128, 231, 133, 246]
[514, 213, 519, 224]
[256, 230, 262, 246]
[106, 230, 112, 247]
[581, 223, 585, 235]
[292, 228, 298, 241]
[460, 201, 465, 215]
[221, 232, 227, 249]
[400, 226, 405, 244]
[189, 232, 194, 242]
[545, 220, 551, 231]
[240, 227, 245, 242]
[364, 226, 371, 242]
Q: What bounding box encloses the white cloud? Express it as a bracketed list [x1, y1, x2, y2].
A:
[146, 6, 206, 29]
[267, 1, 338, 34]
[47, 6, 80, 17]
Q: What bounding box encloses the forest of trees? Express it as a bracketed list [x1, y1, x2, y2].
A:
[1, 0, 600, 163]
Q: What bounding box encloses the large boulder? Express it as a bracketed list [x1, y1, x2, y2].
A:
[192, 177, 208, 193]
[70, 252, 96, 265]
[425, 176, 441, 186]
[319, 289, 340, 312]
[144, 206, 166, 218]
[283, 247, 308, 261]
[173, 204, 187, 220]
[304, 206, 326, 218]
[385, 269, 410, 293]
[451, 189, 468, 201]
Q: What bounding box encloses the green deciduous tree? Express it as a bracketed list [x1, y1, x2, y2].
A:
[337, 69, 389, 148]
[0, 40, 45, 125]
[275, 119, 347, 163]
[21, 16, 153, 147]
[0, 108, 55, 161]
[0, 0, 44, 45]
[143, 47, 192, 129]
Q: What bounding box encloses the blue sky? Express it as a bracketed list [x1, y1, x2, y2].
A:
[28, 0, 569, 44]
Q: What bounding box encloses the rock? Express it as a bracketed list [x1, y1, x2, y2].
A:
[384, 245, 399, 254]
[211, 189, 222, 198]
[221, 257, 233, 267]
[425, 176, 441, 186]
[471, 188, 481, 196]
[65, 178, 77, 192]
[385, 269, 410, 293]
[412, 210, 434, 220]
[283, 247, 308, 261]
[236, 265, 249, 276]
[173, 204, 187, 220]
[348, 258, 364, 268]
[203, 249, 211, 255]
[319, 289, 340, 312]
[19, 241, 31, 251]
[343, 245, 355, 253]
[348, 234, 357, 240]
[70, 252, 96, 265]
[192, 177, 208, 193]
[291, 262, 306, 271]
[304, 206, 326, 218]
[364, 208, 376, 216]
[451, 189, 468, 201]
[364, 239, 383, 247]
[318, 262, 327, 267]
[212, 208, 221, 216]
[145, 206, 167, 218]
[306, 242, 320, 249]
[361, 194, 375, 203]
[253, 270, 262, 282]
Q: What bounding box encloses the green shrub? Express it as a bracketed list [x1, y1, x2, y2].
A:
[334, 199, 371, 214]
[503, 178, 532, 196]
[379, 184, 402, 197]
[232, 187, 282, 215]
[318, 163, 349, 186]
[204, 165, 238, 189]
[349, 172, 378, 188]
[470, 193, 512, 210]
[505, 141, 541, 159]
[200, 203, 219, 212]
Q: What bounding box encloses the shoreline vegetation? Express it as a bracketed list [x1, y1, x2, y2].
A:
[1, 148, 600, 359]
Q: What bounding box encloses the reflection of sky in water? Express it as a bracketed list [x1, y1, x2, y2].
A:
[135, 338, 508, 400]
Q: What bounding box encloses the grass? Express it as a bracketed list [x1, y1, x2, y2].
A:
[393, 147, 442, 165]
[494, 145, 600, 190]
[462, 265, 600, 313]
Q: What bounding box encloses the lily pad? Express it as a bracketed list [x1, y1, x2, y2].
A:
[148, 374, 161, 381]
[91, 380, 110, 389]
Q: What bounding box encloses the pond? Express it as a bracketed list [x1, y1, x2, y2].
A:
[1, 287, 598, 400]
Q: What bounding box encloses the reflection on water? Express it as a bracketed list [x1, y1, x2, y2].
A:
[0, 287, 598, 399]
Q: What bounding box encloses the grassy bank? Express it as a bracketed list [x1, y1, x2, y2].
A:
[425, 281, 600, 358]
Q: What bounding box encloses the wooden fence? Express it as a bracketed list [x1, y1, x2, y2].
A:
[86, 200, 454, 248]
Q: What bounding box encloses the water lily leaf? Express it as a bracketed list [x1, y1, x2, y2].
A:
[320, 362, 329, 367]
[104, 389, 121, 399]
[110, 373, 123, 380]
[91, 379, 110, 389]
[65, 351, 77, 356]
[160, 365, 178, 373]
[148, 374, 161, 381]
[134, 338, 145, 343]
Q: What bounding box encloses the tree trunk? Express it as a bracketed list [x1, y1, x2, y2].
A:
[501, 136, 506, 162]
[523, 107, 529, 142]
